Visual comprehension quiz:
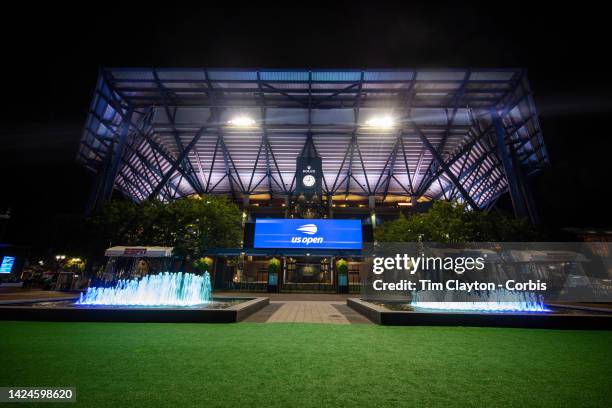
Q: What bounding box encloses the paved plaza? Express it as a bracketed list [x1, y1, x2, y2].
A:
[243, 300, 372, 324]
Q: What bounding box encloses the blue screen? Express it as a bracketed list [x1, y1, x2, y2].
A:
[254, 219, 362, 250]
[0, 256, 15, 273]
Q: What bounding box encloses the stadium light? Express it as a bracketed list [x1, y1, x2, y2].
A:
[227, 116, 256, 127]
[364, 115, 395, 129]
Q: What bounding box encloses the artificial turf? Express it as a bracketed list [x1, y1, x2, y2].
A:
[0, 322, 610, 408]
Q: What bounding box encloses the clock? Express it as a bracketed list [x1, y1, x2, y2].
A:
[302, 175, 316, 188]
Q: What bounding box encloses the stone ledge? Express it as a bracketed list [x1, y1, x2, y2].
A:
[0, 297, 269, 323]
[347, 298, 612, 329]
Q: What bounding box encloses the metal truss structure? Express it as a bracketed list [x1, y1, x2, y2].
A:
[78, 68, 548, 221]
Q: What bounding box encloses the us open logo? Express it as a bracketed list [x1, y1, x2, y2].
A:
[291, 224, 323, 245]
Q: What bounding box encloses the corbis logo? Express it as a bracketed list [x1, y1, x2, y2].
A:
[292, 224, 323, 244]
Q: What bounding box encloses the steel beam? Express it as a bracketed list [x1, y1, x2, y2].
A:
[148, 126, 207, 199]
[152, 70, 204, 194]
[491, 108, 529, 219]
[94, 87, 201, 196]
[410, 121, 480, 209]
[99, 106, 133, 210]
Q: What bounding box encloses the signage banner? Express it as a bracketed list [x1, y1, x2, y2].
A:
[0, 256, 15, 273]
[123, 248, 147, 256]
[254, 219, 362, 250]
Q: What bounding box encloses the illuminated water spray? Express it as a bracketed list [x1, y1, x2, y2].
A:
[77, 272, 212, 306]
[411, 289, 550, 313]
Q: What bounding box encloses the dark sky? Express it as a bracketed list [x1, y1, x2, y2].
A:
[1, 2, 611, 246]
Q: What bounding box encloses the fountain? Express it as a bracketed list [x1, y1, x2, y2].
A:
[0, 271, 270, 322]
[410, 289, 550, 313]
[77, 272, 212, 307]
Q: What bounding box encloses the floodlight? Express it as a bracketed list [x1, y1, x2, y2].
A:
[364, 115, 395, 129]
[227, 116, 256, 127]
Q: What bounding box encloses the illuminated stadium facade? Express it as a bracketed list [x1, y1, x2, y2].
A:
[78, 68, 548, 291]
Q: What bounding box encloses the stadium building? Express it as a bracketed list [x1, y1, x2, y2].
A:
[77, 68, 548, 292]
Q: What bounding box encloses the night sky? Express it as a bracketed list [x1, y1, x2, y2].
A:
[1, 3, 610, 247]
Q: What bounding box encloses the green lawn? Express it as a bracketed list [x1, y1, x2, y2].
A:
[1, 322, 610, 408]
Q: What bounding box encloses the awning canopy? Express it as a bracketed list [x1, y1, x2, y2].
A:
[79, 68, 548, 213]
[104, 246, 174, 258]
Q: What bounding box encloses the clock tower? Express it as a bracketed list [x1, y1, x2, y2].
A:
[292, 133, 325, 218]
[295, 134, 322, 200]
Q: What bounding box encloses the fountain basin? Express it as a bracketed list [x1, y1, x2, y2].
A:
[348, 298, 612, 329]
[0, 296, 269, 323]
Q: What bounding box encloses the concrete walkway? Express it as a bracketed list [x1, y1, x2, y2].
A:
[215, 291, 359, 301]
[219, 291, 372, 324]
[266, 301, 350, 324]
[243, 300, 372, 324]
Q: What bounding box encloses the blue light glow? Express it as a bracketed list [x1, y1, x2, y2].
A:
[0, 256, 15, 273]
[411, 289, 551, 313]
[77, 272, 212, 306]
[254, 218, 362, 249]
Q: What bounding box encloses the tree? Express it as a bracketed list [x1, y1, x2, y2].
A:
[374, 201, 540, 243]
[89, 195, 243, 259]
[193, 256, 213, 273]
[336, 258, 348, 275]
[268, 257, 280, 274]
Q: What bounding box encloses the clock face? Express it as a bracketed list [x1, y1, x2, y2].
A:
[302, 175, 316, 188]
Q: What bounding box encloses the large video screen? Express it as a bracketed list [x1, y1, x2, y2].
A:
[0, 256, 15, 273]
[254, 219, 362, 250]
